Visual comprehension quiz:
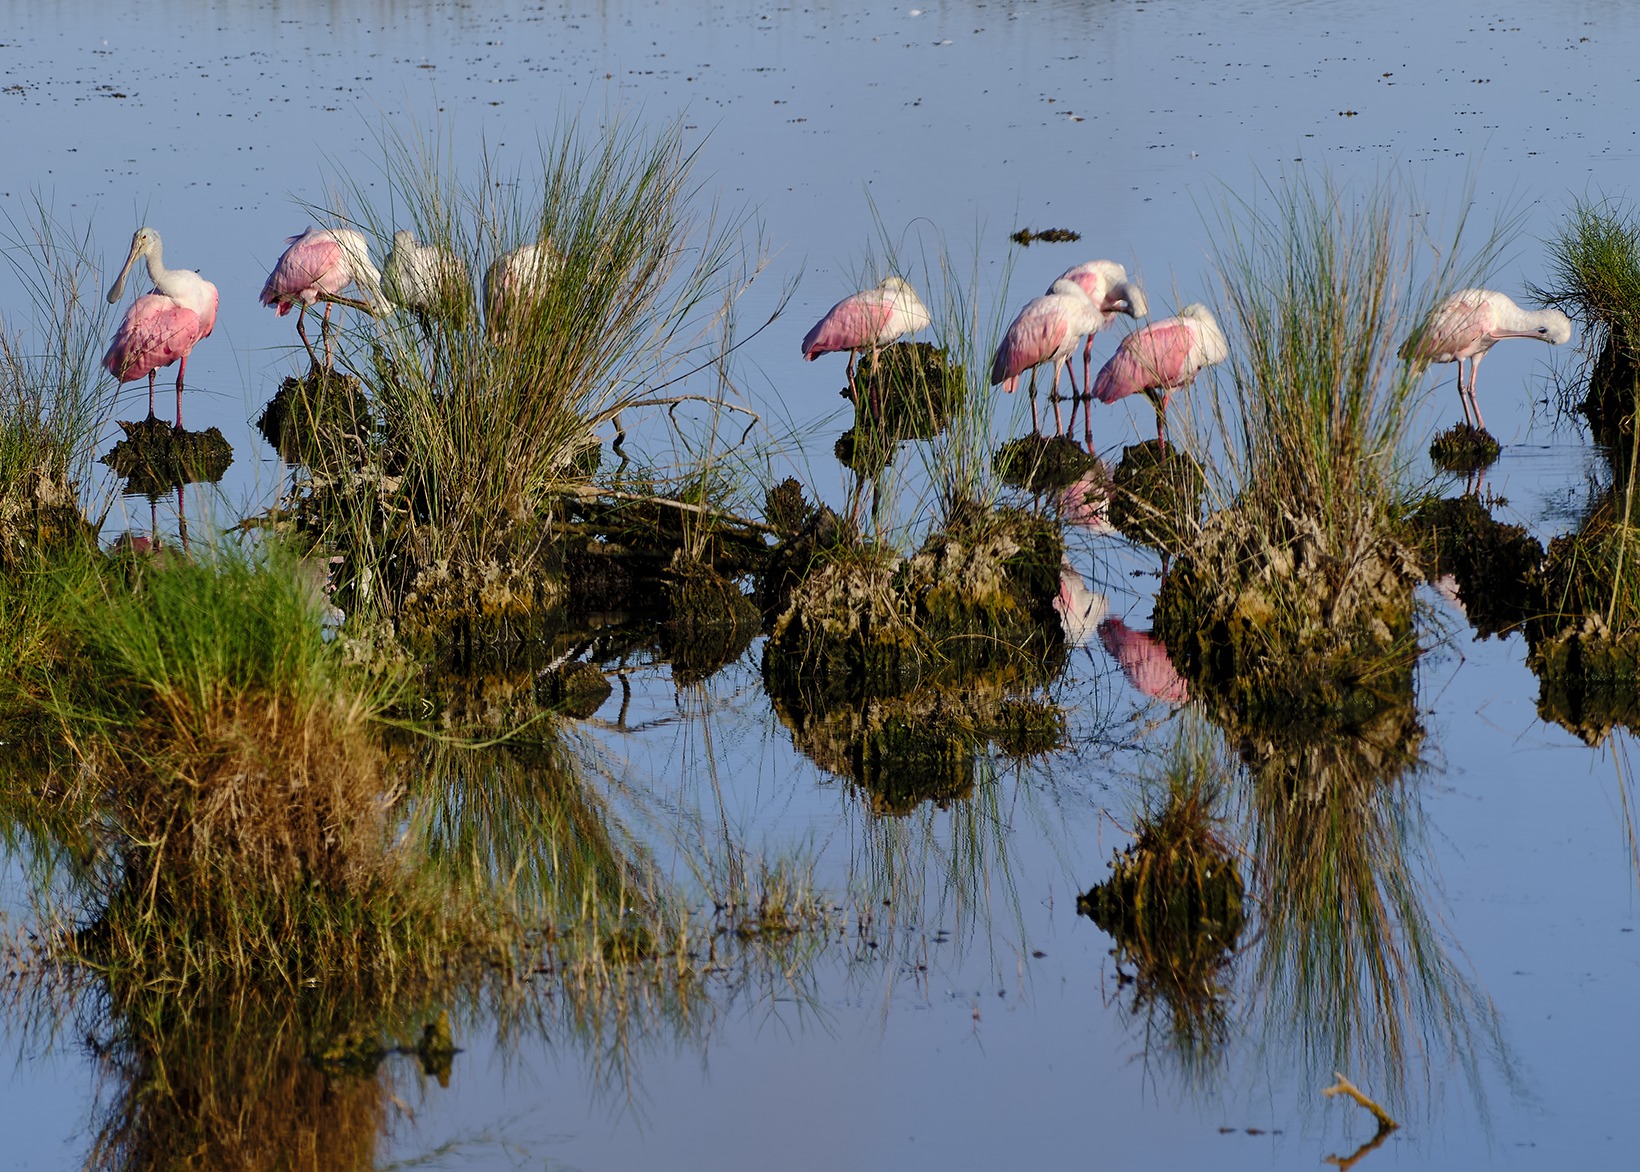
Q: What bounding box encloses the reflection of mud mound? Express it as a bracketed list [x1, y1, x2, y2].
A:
[255, 368, 372, 467]
[1428, 423, 1500, 473]
[103, 417, 233, 497]
[993, 434, 1097, 493]
[1578, 336, 1640, 442]
[662, 555, 760, 684]
[770, 669, 1064, 813]
[1410, 495, 1543, 638]
[1531, 615, 1640, 746]
[1154, 504, 1419, 733]
[1078, 780, 1243, 1064]
[764, 502, 1066, 702]
[1109, 440, 1205, 551]
[537, 661, 613, 719]
[0, 464, 93, 568]
[395, 521, 570, 650]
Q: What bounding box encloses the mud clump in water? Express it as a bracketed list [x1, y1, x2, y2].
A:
[834, 342, 964, 476]
[1410, 495, 1543, 638]
[1153, 504, 1419, 731]
[256, 368, 373, 468]
[1108, 440, 1206, 552]
[536, 661, 613, 719]
[103, 417, 233, 496]
[1429, 423, 1501, 473]
[662, 552, 760, 684]
[1576, 336, 1640, 442]
[993, 434, 1097, 494]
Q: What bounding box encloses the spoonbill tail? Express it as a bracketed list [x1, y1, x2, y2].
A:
[800, 276, 932, 409]
[1091, 304, 1227, 448]
[383, 230, 473, 335]
[103, 227, 218, 428]
[259, 227, 382, 369]
[1400, 289, 1571, 431]
[483, 240, 560, 339]
[990, 279, 1104, 435]
[1055, 259, 1149, 393]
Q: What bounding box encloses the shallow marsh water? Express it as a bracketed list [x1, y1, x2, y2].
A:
[3, 1, 1640, 1169]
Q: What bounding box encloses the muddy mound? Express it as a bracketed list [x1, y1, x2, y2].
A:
[993, 434, 1098, 493]
[256, 368, 373, 468]
[1153, 503, 1420, 730]
[662, 553, 760, 684]
[103, 417, 233, 497]
[0, 464, 93, 568]
[1429, 423, 1501, 474]
[1108, 439, 1206, 551]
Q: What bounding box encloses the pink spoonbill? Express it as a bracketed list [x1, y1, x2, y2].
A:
[1054, 562, 1109, 646]
[1400, 289, 1571, 432]
[800, 276, 932, 410]
[1056, 259, 1149, 393]
[1090, 304, 1227, 449]
[259, 227, 383, 369]
[990, 278, 1105, 435]
[103, 227, 219, 428]
[1097, 618, 1189, 703]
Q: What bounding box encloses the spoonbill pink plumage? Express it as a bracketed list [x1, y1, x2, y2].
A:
[1090, 303, 1227, 448]
[801, 276, 932, 408]
[103, 227, 219, 427]
[1400, 289, 1571, 431]
[990, 278, 1105, 435]
[259, 226, 382, 369]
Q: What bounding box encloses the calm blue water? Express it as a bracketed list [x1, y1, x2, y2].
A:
[3, 2, 1639, 1168]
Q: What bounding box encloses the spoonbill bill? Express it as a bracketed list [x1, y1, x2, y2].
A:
[1090, 304, 1228, 448]
[990, 278, 1104, 435]
[103, 227, 219, 428]
[1400, 289, 1571, 431]
[259, 227, 382, 369]
[801, 276, 932, 409]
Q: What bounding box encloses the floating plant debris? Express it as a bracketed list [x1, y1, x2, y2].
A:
[1010, 227, 1081, 246]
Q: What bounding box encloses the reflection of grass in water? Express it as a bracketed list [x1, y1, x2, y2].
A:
[1241, 721, 1512, 1110]
[1082, 714, 1244, 1084]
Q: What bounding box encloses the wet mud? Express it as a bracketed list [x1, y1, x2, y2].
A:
[1428, 423, 1501, 474]
[102, 417, 233, 497]
[1108, 439, 1206, 551]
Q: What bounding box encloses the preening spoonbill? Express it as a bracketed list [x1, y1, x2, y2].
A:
[800, 276, 932, 408]
[483, 240, 560, 339]
[990, 278, 1104, 435]
[1055, 259, 1149, 392]
[259, 227, 382, 369]
[1400, 289, 1571, 431]
[103, 227, 219, 428]
[1091, 304, 1227, 448]
[383, 230, 473, 335]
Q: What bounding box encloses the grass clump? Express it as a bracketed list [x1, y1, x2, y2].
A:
[1154, 173, 1461, 727]
[1533, 196, 1640, 437]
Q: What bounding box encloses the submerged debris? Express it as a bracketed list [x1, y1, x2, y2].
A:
[1429, 423, 1501, 473]
[1010, 227, 1082, 247]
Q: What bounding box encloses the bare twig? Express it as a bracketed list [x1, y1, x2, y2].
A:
[1322, 1072, 1399, 1132]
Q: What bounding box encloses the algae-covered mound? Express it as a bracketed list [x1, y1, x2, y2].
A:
[849, 341, 964, 439]
[0, 464, 94, 568]
[1410, 494, 1543, 639]
[256, 368, 373, 468]
[1429, 423, 1501, 474]
[394, 517, 569, 649]
[1108, 439, 1206, 551]
[1152, 503, 1420, 730]
[763, 501, 1066, 703]
[993, 434, 1098, 493]
[102, 417, 233, 496]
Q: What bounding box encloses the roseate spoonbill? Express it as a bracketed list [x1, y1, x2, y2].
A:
[1400, 289, 1571, 431]
[990, 279, 1104, 435]
[483, 240, 560, 339]
[1097, 618, 1189, 703]
[1054, 562, 1109, 646]
[1056, 259, 1149, 392]
[1091, 304, 1228, 448]
[383, 230, 473, 335]
[800, 276, 932, 409]
[259, 227, 383, 369]
[103, 227, 219, 428]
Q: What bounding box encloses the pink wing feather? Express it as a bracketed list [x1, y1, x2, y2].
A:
[802, 293, 895, 359]
[1093, 319, 1198, 403]
[260, 232, 348, 312]
[990, 304, 1074, 390]
[103, 295, 204, 383]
